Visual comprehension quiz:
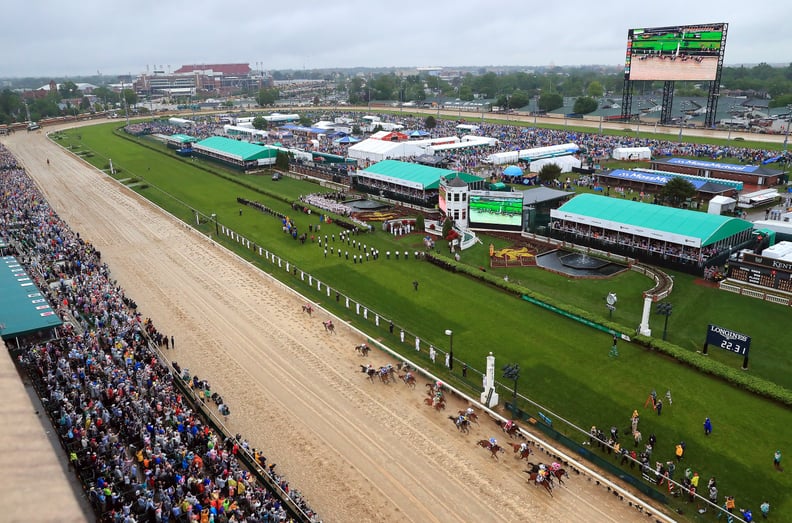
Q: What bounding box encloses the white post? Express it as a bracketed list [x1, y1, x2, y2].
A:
[639, 296, 653, 336]
[480, 352, 500, 407]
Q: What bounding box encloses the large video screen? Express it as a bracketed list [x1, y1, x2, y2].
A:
[625, 23, 726, 81]
[469, 191, 523, 231]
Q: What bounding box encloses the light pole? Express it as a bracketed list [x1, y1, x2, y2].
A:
[656, 302, 673, 341]
[444, 329, 454, 370]
[502, 363, 520, 399]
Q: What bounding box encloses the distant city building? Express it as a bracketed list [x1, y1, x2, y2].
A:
[133, 63, 266, 96]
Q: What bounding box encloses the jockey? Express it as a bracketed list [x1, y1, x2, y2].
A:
[457, 414, 466, 425]
[489, 437, 497, 447]
[465, 407, 475, 417]
[550, 462, 561, 471]
[504, 419, 514, 431]
[519, 442, 529, 454]
[405, 371, 413, 380]
[365, 363, 372, 373]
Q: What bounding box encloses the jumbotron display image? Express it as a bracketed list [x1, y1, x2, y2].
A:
[625, 23, 727, 81]
[469, 192, 523, 230]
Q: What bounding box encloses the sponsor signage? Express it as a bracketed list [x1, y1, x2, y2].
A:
[706, 324, 751, 356]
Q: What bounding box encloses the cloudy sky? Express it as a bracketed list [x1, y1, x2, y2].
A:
[2, 0, 789, 78]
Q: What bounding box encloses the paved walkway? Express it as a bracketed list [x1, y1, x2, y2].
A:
[0, 346, 89, 522]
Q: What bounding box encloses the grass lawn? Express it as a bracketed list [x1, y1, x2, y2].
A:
[52, 122, 792, 519]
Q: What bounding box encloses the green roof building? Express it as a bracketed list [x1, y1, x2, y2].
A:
[193, 136, 279, 170]
[550, 194, 754, 265]
[353, 160, 486, 208]
[0, 256, 62, 340]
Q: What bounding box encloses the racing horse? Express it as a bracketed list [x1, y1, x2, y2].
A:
[359, 365, 377, 383]
[301, 304, 313, 316]
[322, 320, 335, 333]
[423, 396, 446, 410]
[458, 410, 480, 424]
[398, 373, 416, 388]
[496, 419, 523, 439]
[525, 463, 568, 485]
[355, 343, 370, 357]
[527, 472, 554, 497]
[476, 440, 505, 460]
[449, 415, 471, 434]
[377, 366, 390, 384]
[510, 442, 534, 460]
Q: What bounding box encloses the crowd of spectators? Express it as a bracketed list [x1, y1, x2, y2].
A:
[0, 144, 320, 523]
[551, 220, 722, 263]
[122, 111, 791, 183]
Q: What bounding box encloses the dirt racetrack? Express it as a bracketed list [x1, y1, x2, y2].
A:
[2, 124, 668, 522]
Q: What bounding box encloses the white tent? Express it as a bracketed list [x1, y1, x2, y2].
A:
[169, 117, 194, 127]
[483, 151, 521, 165]
[708, 195, 737, 215]
[425, 136, 498, 155]
[461, 135, 498, 146]
[530, 155, 581, 173]
[347, 139, 423, 162]
[456, 123, 480, 132]
[612, 147, 652, 161]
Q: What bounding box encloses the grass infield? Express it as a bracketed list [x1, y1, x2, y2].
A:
[53, 121, 792, 519]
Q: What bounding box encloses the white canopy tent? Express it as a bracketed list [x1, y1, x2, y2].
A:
[612, 147, 652, 161]
[483, 150, 521, 165]
[530, 155, 581, 173]
[347, 139, 424, 162]
[425, 136, 498, 155]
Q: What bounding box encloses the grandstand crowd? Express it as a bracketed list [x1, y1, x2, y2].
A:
[0, 143, 320, 523]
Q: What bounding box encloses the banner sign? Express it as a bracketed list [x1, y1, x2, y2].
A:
[706, 324, 751, 356]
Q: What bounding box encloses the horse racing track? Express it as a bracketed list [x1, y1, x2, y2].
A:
[3, 126, 673, 522]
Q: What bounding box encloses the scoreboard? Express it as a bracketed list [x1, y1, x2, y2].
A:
[727, 252, 792, 292]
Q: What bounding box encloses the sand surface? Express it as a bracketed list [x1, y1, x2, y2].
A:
[2, 125, 665, 522]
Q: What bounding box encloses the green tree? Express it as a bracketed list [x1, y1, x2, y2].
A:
[92, 86, 119, 107]
[538, 93, 563, 112]
[298, 113, 312, 127]
[442, 217, 453, 237]
[586, 81, 604, 98]
[275, 151, 290, 171]
[459, 85, 474, 101]
[256, 88, 279, 106]
[573, 96, 598, 114]
[122, 89, 138, 109]
[414, 214, 425, 232]
[538, 163, 562, 185]
[424, 115, 436, 129]
[252, 116, 267, 130]
[58, 81, 80, 99]
[508, 89, 530, 109]
[770, 94, 792, 108]
[659, 177, 696, 207]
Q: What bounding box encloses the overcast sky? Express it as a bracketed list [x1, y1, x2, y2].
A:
[2, 0, 789, 78]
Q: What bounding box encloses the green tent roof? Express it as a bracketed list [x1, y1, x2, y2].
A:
[169, 134, 197, 144]
[194, 136, 278, 161]
[0, 256, 62, 339]
[553, 194, 753, 247]
[359, 160, 483, 190]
